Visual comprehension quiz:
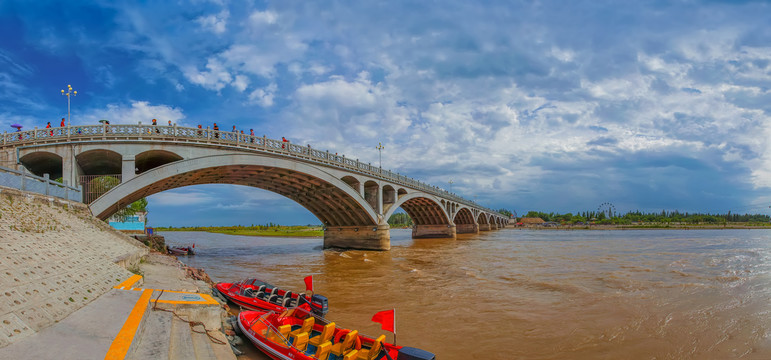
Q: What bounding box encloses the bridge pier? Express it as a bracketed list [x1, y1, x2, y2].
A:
[412, 224, 456, 239]
[323, 223, 391, 251]
[456, 223, 479, 234]
[479, 223, 492, 231]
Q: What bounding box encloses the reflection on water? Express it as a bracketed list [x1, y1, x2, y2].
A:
[164, 229, 771, 359]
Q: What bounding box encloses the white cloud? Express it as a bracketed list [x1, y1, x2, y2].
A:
[148, 188, 217, 206]
[182, 58, 233, 91]
[248, 83, 277, 107]
[196, 10, 229, 34]
[82, 101, 185, 126]
[248, 10, 278, 26]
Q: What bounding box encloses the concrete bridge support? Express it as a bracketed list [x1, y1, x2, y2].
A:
[323, 222, 391, 251]
[456, 223, 479, 234]
[412, 224, 456, 239]
[479, 223, 492, 231]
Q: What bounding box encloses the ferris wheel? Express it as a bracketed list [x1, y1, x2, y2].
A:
[597, 202, 617, 218]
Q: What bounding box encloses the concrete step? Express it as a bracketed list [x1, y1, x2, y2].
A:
[169, 312, 198, 360]
[125, 306, 173, 360]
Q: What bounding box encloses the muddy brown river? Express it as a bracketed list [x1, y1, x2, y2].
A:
[165, 228, 771, 359]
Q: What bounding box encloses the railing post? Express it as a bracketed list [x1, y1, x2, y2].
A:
[33, 127, 37, 139]
[44, 173, 50, 195]
[173, 124, 177, 137]
[20, 167, 26, 191]
[207, 126, 211, 140]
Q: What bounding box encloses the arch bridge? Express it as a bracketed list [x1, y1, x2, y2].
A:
[0, 124, 509, 250]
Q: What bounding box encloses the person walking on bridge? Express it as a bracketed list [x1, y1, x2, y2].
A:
[213, 123, 219, 138]
[60, 118, 65, 127]
[46, 122, 52, 136]
[152, 118, 159, 134]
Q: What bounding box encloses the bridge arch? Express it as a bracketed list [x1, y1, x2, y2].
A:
[383, 192, 451, 226]
[76, 149, 122, 176]
[90, 154, 380, 228]
[20, 151, 62, 179]
[135, 150, 184, 175]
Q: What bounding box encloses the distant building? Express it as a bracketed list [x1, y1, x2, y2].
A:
[108, 211, 147, 234]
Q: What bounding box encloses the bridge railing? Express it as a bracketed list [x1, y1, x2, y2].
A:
[0, 165, 81, 202]
[2, 124, 502, 215]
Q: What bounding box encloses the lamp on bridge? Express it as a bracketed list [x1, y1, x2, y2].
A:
[376, 142, 384, 168]
[60, 84, 77, 128]
[449, 179, 454, 194]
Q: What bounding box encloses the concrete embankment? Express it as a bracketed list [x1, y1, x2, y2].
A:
[0, 187, 235, 359]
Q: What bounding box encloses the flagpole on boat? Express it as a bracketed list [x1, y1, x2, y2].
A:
[393, 307, 397, 345]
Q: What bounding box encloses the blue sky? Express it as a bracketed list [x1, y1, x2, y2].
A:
[2, 0, 771, 226]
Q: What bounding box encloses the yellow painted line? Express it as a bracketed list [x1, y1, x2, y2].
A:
[113, 274, 143, 290]
[104, 288, 153, 360]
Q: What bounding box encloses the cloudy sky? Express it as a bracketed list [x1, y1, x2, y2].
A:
[2, 0, 771, 226]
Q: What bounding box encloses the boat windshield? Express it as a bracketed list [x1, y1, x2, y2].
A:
[245, 311, 290, 349]
[240, 278, 275, 288]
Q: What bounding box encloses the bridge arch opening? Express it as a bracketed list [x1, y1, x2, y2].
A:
[76, 149, 122, 176]
[135, 150, 183, 175]
[363, 180, 379, 211]
[19, 151, 63, 180]
[454, 207, 478, 234]
[397, 188, 407, 198]
[341, 175, 361, 194]
[382, 185, 396, 211]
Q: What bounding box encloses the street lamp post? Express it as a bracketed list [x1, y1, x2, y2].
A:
[376, 142, 384, 168]
[449, 179, 454, 193]
[61, 84, 77, 128]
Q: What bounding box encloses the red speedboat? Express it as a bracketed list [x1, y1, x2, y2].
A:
[238, 307, 435, 360]
[215, 278, 329, 318]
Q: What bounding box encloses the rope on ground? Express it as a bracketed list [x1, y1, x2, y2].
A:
[152, 289, 228, 345]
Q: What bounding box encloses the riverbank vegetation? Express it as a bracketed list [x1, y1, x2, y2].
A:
[523, 210, 771, 227]
[156, 224, 324, 237]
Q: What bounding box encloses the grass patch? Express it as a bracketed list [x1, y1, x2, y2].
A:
[156, 224, 324, 237]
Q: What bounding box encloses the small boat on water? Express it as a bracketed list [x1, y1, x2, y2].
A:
[238, 306, 435, 360]
[167, 244, 196, 256]
[215, 278, 329, 318]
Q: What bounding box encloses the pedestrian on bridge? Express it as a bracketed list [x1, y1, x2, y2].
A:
[250, 129, 254, 143]
[232, 125, 237, 133]
[197, 124, 203, 136]
[168, 120, 172, 126]
[152, 118, 159, 134]
[213, 123, 219, 138]
[60, 118, 65, 127]
[46, 122, 52, 136]
[282, 136, 288, 149]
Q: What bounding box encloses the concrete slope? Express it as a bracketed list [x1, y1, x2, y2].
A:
[0, 186, 148, 348]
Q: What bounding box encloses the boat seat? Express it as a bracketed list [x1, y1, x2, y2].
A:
[356, 334, 386, 360]
[242, 288, 254, 297]
[283, 297, 293, 307]
[269, 294, 280, 304]
[268, 324, 291, 344]
[290, 317, 315, 338]
[256, 291, 266, 299]
[343, 349, 359, 360]
[292, 332, 309, 352]
[257, 285, 267, 293]
[270, 287, 280, 296]
[315, 341, 333, 360]
[309, 322, 336, 347]
[331, 330, 358, 357]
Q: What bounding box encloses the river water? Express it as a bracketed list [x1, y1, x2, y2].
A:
[163, 228, 771, 359]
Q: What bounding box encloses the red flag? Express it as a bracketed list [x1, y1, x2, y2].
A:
[371, 309, 396, 333]
[304, 275, 313, 292]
